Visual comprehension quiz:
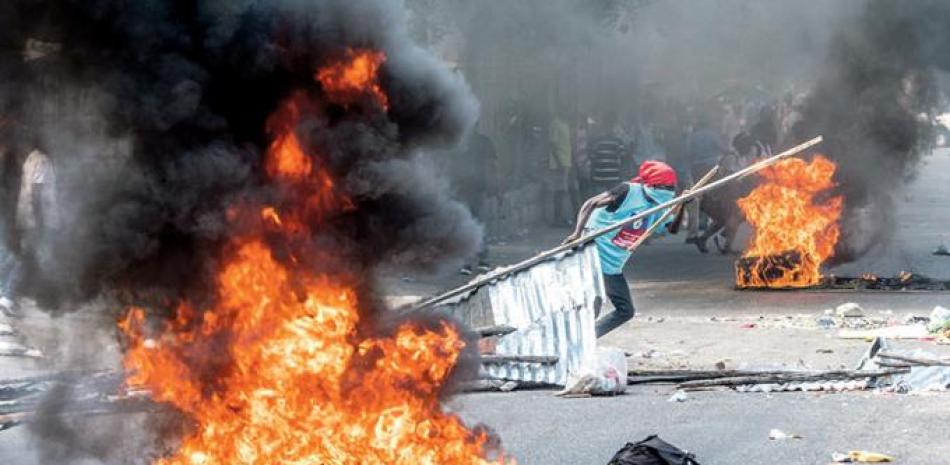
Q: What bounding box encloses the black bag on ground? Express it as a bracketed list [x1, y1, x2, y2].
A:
[607, 435, 701, 465]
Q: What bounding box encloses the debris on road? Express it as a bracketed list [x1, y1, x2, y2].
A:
[835, 303, 865, 318]
[677, 369, 903, 390]
[838, 324, 930, 340]
[934, 244, 950, 256]
[927, 305, 950, 333]
[667, 390, 688, 403]
[767, 429, 801, 440]
[831, 451, 894, 463]
[557, 347, 627, 397]
[606, 435, 701, 465]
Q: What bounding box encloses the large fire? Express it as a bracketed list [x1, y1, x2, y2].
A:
[736, 155, 843, 288]
[119, 51, 510, 465]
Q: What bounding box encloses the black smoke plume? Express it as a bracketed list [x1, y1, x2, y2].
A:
[0, 0, 480, 312]
[794, 0, 950, 264]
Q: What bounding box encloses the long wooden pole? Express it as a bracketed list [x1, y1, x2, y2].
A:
[409, 136, 823, 311]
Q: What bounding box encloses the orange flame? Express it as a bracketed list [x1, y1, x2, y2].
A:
[122, 240, 507, 465]
[317, 49, 389, 110]
[120, 51, 512, 465]
[736, 155, 843, 288]
[265, 96, 313, 180]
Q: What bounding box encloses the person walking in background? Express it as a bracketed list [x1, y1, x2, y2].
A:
[750, 104, 778, 154]
[570, 116, 591, 214]
[451, 123, 498, 275]
[548, 110, 573, 226]
[685, 109, 729, 252]
[563, 160, 678, 337]
[661, 103, 693, 234]
[1, 137, 59, 317]
[586, 112, 627, 197]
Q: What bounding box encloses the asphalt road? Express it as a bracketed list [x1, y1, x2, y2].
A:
[454, 388, 950, 465]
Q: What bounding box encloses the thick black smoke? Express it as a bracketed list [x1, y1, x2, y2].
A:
[794, 0, 950, 264]
[0, 0, 480, 311]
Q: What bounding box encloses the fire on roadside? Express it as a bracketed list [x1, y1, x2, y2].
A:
[736, 155, 843, 288]
[119, 50, 512, 465]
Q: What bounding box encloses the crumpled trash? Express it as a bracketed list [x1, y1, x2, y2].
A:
[768, 429, 801, 440]
[927, 305, 950, 333]
[934, 244, 950, 256]
[668, 390, 688, 403]
[816, 315, 837, 328]
[557, 347, 627, 397]
[836, 303, 865, 318]
[832, 451, 894, 462]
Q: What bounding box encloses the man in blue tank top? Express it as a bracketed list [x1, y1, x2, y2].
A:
[564, 161, 678, 337]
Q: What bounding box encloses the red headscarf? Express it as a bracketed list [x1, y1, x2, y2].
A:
[632, 160, 677, 187]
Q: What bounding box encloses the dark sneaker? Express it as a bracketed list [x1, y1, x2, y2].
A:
[685, 236, 708, 254]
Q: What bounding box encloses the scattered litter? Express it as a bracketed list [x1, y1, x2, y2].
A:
[934, 244, 950, 256]
[714, 359, 734, 370]
[668, 390, 688, 403]
[632, 349, 661, 359]
[606, 435, 701, 465]
[558, 347, 627, 397]
[768, 429, 800, 440]
[838, 325, 929, 340]
[816, 316, 837, 328]
[832, 451, 894, 463]
[903, 313, 930, 325]
[836, 303, 864, 318]
[816, 349, 834, 354]
[768, 429, 801, 440]
[832, 452, 850, 462]
[927, 305, 950, 333]
[740, 323, 756, 329]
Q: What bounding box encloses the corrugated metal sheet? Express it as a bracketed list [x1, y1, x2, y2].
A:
[442, 245, 603, 386]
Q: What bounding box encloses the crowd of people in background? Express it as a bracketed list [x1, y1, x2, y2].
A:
[446, 87, 809, 271]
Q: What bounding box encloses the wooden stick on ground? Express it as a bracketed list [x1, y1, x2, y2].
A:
[625, 165, 720, 253]
[408, 136, 823, 312]
[677, 368, 907, 390]
[876, 352, 950, 367]
[627, 368, 801, 385]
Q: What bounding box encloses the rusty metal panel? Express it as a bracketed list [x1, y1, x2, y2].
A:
[443, 245, 603, 386]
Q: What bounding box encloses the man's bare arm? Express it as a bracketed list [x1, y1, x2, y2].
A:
[562, 192, 614, 244]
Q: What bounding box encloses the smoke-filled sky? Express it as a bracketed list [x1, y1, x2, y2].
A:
[0, 0, 480, 312]
[411, 0, 950, 263]
[0, 0, 945, 310]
